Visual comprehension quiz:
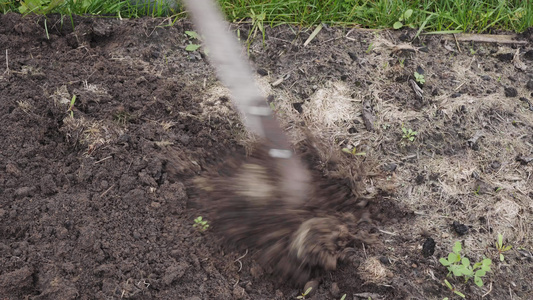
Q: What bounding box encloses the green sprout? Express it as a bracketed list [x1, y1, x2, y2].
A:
[495, 233, 512, 261]
[342, 146, 366, 156]
[246, 9, 266, 51]
[439, 241, 492, 287]
[296, 287, 312, 299]
[393, 9, 414, 29]
[443, 279, 465, 299]
[67, 94, 76, 118]
[414, 71, 425, 84]
[193, 216, 209, 231]
[401, 126, 418, 142]
[185, 30, 202, 52]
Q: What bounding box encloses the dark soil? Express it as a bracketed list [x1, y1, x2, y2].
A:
[1, 13, 533, 300]
[0, 14, 409, 300]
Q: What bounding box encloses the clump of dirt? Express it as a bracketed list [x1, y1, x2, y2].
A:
[1, 12, 532, 300]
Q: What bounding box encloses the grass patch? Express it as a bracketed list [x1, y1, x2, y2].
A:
[2, 0, 532, 32]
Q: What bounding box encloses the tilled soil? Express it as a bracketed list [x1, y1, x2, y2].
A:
[1, 13, 532, 300]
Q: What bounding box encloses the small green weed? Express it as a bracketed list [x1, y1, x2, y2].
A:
[193, 216, 209, 231]
[342, 146, 366, 156]
[439, 241, 492, 287]
[246, 9, 266, 51]
[398, 58, 405, 68]
[393, 9, 413, 29]
[184, 30, 203, 52]
[18, 0, 63, 14]
[443, 279, 466, 299]
[366, 42, 373, 54]
[401, 126, 418, 142]
[495, 233, 512, 261]
[67, 94, 76, 118]
[414, 71, 425, 84]
[296, 287, 312, 299]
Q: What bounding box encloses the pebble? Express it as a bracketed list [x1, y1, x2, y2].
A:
[422, 237, 436, 257]
[504, 86, 518, 97]
[330, 282, 340, 297]
[303, 280, 319, 296]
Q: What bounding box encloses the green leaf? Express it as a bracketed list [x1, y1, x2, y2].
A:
[475, 269, 486, 277]
[186, 44, 201, 52]
[444, 279, 452, 289]
[452, 267, 463, 277]
[474, 276, 484, 287]
[461, 257, 470, 266]
[503, 245, 512, 251]
[404, 9, 413, 19]
[455, 290, 466, 298]
[393, 21, 403, 29]
[500, 253, 504, 261]
[448, 253, 457, 263]
[185, 30, 199, 39]
[460, 266, 473, 277]
[482, 258, 492, 266]
[453, 241, 462, 254]
[439, 258, 450, 266]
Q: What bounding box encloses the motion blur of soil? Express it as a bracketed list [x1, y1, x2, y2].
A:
[1, 13, 532, 300]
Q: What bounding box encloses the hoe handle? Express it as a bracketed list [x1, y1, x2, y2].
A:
[182, 0, 292, 157]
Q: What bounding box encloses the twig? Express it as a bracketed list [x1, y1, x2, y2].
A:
[482, 282, 493, 297]
[378, 229, 398, 236]
[4, 49, 9, 74]
[95, 156, 112, 164]
[453, 34, 462, 53]
[99, 184, 115, 198]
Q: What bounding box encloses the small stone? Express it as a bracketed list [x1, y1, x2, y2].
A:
[14, 186, 35, 198]
[422, 237, 436, 257]
[496, 53, 513, 62]
[504, 87, 518, 97]
[442, 232, 450, 238]
[250, 264, 264, 279]
[233, 286, 247, 299]
[412, 263, 418, 268]
[5, 163, 21, 177]
[244, 282, 253, 293]
[452, 221, 469, 236]
[524, 50, 533, 61]
[526, 80, 533, 91]
[292, 102, 303, 114]
[379, 256, 391, 265]
[348, 52, 357, 61]
[40, 174, 58, 196]
[451, 92, 462, 98]
[330, 282, 340, 297]
[303, 280, 319, 297]
[257, 68, 268, 76]
[150, 201, 161, 208]
[382, 163, 397, 172]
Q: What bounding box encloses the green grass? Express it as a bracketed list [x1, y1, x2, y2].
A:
[2, 0, 532, 33]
